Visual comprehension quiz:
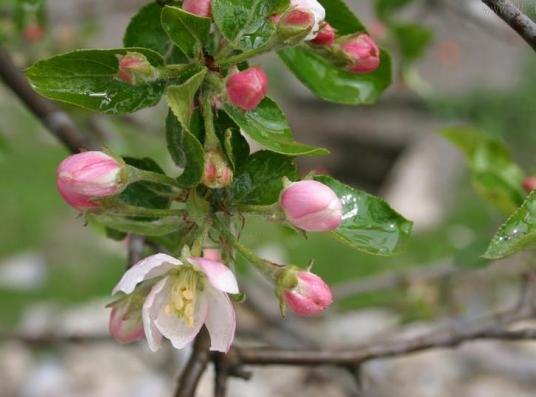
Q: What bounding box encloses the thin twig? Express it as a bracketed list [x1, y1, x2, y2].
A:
[0, 46, 97, 152]
[174, 329, 212, 397]
[482, 0, 536, 51]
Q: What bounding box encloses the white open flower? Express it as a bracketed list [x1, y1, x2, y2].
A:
[112, 253, 239, 353]
[290, 0, 326, 40]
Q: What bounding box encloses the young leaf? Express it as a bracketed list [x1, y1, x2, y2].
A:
[315, 175, 413, 255]
[25, 48, 166, 114]
[441, 127, 525, 214]
[232, 150, 297, 205]
[166, 112, 205, 187]
[279, 47, 392, 105]
[123, 2, 187, 63]
[484, 189, 536, 259]
[165, 67, 207, 129]
[215, 110, 250, 170]
[223, 97, 328, 156]
[161, 6, 211, 60]
[212, 0, 289, 51]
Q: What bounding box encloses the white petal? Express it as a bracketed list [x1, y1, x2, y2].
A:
[189, 257, 239, 294]
[204, 287, 236, 353]
[155, 291, 208, 350]
[142, 277, 171, 352]
[113, 253, 182, 295]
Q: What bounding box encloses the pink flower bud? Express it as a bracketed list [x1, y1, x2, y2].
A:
[56, 151, 124, 210]
[284, 271, 333, 316]
[282, 8, 315, 28]
[311, 23, 335, 46]
[523, 176, 536, 193]
[280, 180, 342, 232]
[202, 150, 233, 189]
[109, 299, 144, 344]
[340, 34, 380, 74]
[203, 248, 222, 261]
[23, 23, 45, 43]
[183, 0, 212, 17]
[226, 67, 268, 111]
[117, 52, 158, 85]
[289, 0, 325, 40]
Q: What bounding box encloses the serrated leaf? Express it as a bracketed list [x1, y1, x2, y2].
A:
[215, 110, 250, 170]
[232, 150, 297, 205]
[123, 2, 187, 63]
[161, 6, 211, 59]
[315, 175, 413, 255]
[484, 189, 536, 259]
[441, 127, 525, 214]
[166, 111, 205, 187]
[25, 48, 166, 114]
[279, 47, 392, 105]
[166, 67, 207, 129]
[212, 0, 289, 51]
[223, 97, 328, 156]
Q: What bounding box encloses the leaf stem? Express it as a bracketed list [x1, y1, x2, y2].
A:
[129, 167, 183, 192]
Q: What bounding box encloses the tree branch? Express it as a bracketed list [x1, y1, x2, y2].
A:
[482, 0, 536, 52]
[174, 329, 212, 397]
[0, 46, 98, 153]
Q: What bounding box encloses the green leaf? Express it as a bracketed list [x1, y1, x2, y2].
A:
[25, 48, 166, 114]
[120, 157, 171, 210]
[123, 2, 187, 63]
[166, 112, 205, 187]
[166, 67, 207, 129]
[441, 127, 525, 214]
[484, 189, 536, 259]
[91, 214, 185, 236]
[215, 110, 250, 170]
[279, 47, 392, 105]
[393, 23, 433, 64]
[223, 97, 328, 156]
[161, 6, 211, 59]
[212, 0, 289, 50]
[318, 0, 366, 34]
[232, 151, 297, 205]
[315, 175, 413, 255]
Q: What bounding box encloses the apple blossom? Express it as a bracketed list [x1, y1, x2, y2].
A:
[340, 34, 381, 74]
[226, 67, 268, 111]
[202, 150, 233, 188]
[311, 23, 336, 46]
[56, 151, 125, 210]
[183, 0, 212, 18]
[283, 270, 333, 316]
[280, 180, 343, 232]
[109, 293, 145, 344]
[276, 8, 315, 43]
[112, 253, 239, 352]
[117, 52, 159, 85]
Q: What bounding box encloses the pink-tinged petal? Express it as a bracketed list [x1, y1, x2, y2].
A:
[109, 306, 144, 344]
[203, 248, 221, 261]
[189, 257, 239, 294]
[113, 253, 181, 295]
[155, 292, 208, 350]
[142, 277, 170, 352]
[204, 287, 236, 353]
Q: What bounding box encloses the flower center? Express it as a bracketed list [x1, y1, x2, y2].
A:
[165, 268, 203, 328]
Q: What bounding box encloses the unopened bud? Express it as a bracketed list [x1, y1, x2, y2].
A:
[340, 34, 381, 74]
[277, 8, 315, 44]
[23, 22, 44, 43]
[289, 0, 325, 40]
[226, 67, 268, 111]
[278, 267, 333, 316]
[202, 150, 233, 189]
[117, 52, 159, 85]
[183, 0, 212, 18]
[522, 176, 536, 193]
[109, 295, 145, 344]
[56, 151, 125, 210]
[280, 180, 342, 232]
[311, 23, 335, 46]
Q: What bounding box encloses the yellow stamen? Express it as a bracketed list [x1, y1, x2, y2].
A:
[164, 267, 201, 328]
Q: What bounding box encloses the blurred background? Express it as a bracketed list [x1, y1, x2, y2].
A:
[0, 0, 536, 396]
